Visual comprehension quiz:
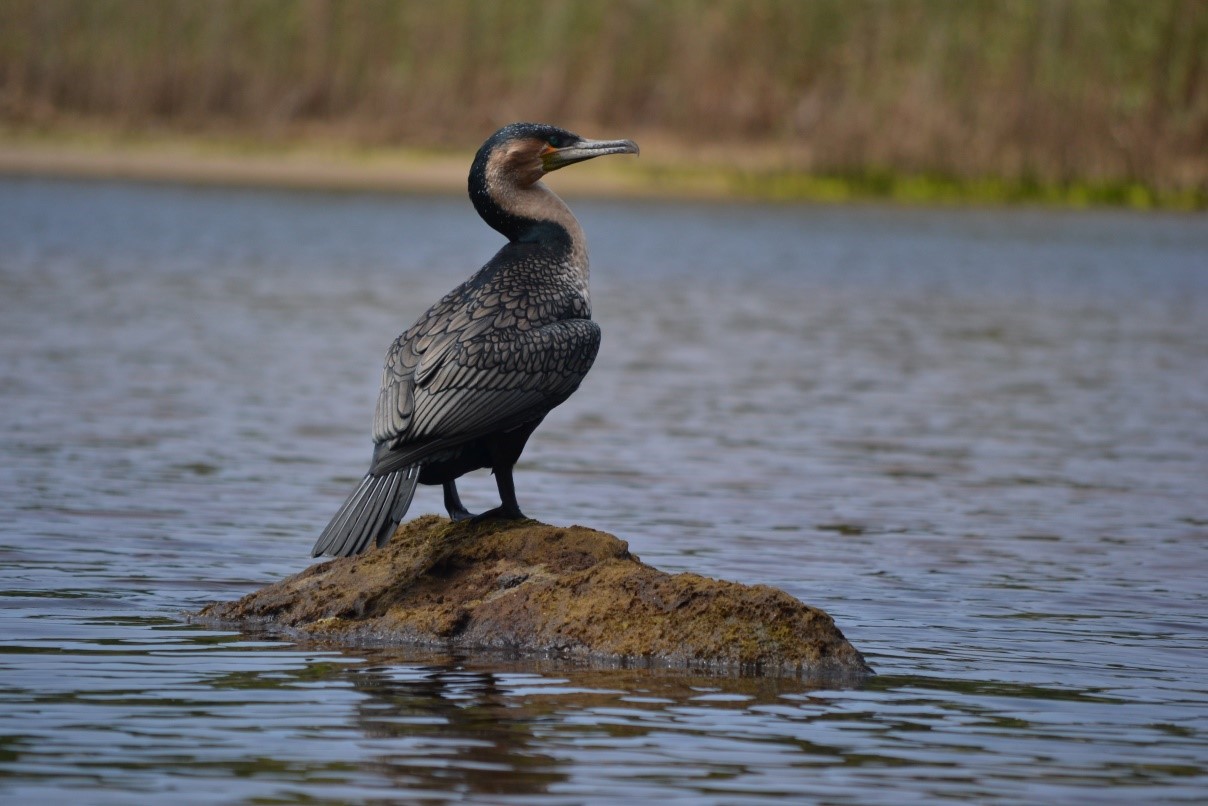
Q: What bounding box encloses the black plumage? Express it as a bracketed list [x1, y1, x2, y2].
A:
[312, 123, 638, 557]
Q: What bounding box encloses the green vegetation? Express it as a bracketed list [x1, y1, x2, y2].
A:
[1, 0, 1204, 208]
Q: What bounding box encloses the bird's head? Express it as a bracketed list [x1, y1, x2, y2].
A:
[474, 122, 639, 189]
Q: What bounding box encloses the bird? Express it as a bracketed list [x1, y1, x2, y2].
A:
[312, 122, 639, 558]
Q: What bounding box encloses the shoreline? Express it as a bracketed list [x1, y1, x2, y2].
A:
[0, 136, 667, 200]
[1, 136, 1201, 210]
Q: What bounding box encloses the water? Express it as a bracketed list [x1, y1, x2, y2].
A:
[1, 176, 1206, 803]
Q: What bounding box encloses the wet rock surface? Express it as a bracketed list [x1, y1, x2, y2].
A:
[196, 516, 871, 677]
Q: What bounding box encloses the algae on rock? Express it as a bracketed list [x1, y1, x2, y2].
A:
[196, 516, 870, 677]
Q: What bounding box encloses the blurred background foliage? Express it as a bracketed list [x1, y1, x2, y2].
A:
[1, 0, 1204, 206]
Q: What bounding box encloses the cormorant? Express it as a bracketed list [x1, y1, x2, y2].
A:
[312, 122, 639, 558]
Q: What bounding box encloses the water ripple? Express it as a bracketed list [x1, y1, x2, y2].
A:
[1, 178, 1206, 803]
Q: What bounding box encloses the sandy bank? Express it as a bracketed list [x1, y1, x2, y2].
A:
[0, 138, 662, 198]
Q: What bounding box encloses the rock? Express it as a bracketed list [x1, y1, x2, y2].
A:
[195, 515, 871, 677]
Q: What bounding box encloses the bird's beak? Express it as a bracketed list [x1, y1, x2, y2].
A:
[542, 137, 640, 172]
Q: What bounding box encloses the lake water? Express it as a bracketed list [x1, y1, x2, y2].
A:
[1, 176, 1206, 803]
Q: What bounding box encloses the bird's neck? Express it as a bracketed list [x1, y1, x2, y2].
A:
[473, 176, 589, 282]
[513, 182, 588, 255]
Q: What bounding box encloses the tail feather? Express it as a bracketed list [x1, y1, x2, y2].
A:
[338, 474, 390, 557]
[364, 470, 401, 553]
[312, 465, 420, 557]
[314, 474, 372, 555]
[387, 467, 419, 527]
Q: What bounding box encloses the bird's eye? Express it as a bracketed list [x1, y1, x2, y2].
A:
[547, 134, 568, 148]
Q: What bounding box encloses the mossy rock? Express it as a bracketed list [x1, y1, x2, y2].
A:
[195, 516, 871, 677]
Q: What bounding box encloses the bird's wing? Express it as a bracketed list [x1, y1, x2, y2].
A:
[370, 278, 496, 443]
[370, 318, 601, 473]
[373, 321, 469, 443]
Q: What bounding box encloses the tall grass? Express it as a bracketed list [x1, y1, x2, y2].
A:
[1, 0, 1204, 200]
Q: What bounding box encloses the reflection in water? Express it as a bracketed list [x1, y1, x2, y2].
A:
[349, 657, 570, 798]
[1, 178, 1206, 802]
[210, 644, 852, 800]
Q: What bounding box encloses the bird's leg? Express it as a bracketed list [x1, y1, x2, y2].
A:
[473, 464, 526, 522]
[472, 426, 536, 522]
[494, 464, 526, 519]
[443, 480, 473, 522]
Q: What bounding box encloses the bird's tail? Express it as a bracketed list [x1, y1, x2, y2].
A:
[311, 465, 420, 557]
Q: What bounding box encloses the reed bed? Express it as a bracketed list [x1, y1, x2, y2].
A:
[1, 0, 1204, 205]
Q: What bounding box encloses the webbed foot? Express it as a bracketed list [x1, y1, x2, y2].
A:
[471, 504, 526, 523]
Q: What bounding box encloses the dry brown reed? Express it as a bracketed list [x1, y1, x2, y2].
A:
[0, 0, 1204, 198]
